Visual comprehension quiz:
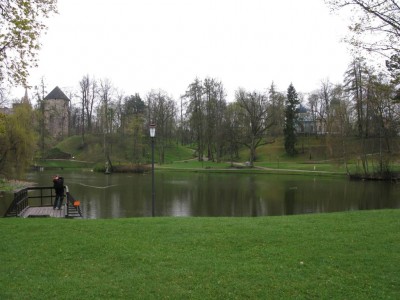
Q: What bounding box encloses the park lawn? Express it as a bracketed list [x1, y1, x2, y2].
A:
[0, 210, 399, 299]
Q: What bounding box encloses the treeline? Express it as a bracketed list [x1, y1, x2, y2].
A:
[1, 0, 399, 179]
[1, 56, 399, 178]
[65, 77, 297, 166]
[30, 57, 399, 174]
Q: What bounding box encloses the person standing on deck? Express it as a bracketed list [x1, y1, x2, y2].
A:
[53, 175, 64, 210]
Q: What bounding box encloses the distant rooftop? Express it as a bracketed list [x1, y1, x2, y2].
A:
[298, 104, 308, 114]
[44, 86, 70, 101]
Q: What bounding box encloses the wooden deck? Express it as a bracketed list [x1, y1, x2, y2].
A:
[20, 206, 66, 218]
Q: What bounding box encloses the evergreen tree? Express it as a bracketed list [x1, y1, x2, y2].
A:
[284, 84, 299, 156]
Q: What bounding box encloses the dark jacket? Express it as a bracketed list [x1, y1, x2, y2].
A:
[53, 177, 64, 195]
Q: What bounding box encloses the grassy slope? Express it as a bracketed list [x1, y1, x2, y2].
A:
[0, 210, 399, 299]
[55, 135, 195, 165]
[55, 135, 331, 165]
[48, 134, 400, 175]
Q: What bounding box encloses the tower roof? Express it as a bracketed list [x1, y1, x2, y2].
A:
[44, 86, 70, 101]
[21, 87, 30, 104]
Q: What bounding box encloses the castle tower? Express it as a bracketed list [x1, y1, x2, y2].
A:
[44, 86, 70, 139]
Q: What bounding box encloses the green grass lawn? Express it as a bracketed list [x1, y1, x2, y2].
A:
[49, 135, 400, 177]
[0, 210, 399, 299]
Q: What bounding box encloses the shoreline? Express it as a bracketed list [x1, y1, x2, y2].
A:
[0, 179, 37, 192]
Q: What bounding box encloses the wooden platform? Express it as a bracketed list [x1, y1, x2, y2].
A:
[5, 186, 83, 219]
[20, 206, 66, 218]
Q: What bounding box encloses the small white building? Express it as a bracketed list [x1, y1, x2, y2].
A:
[297, 105, 326, 135]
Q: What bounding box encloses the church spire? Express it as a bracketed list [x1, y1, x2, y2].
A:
[21, 87, 31, 105]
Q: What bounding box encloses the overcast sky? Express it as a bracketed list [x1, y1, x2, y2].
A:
[12, 0, 352, 104]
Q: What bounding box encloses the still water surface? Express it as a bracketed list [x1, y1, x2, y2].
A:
[23, 170, 400, 219]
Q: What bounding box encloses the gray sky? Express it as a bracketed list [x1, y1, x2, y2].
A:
[12, 0, 352, 103]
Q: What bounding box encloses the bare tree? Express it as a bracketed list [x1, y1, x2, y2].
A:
[0, 84, 6, 107]
[33, 78, 47, 156]
[326, 0, 399, 56]
[323, 84, 352, 163]
[319, 79, 333, 132]
[87, 78, 98, 132]
[69, 105, 81, 137]
[308, 79, 335, 135]
[184, 78, 205, 161]
[114, 90, 125, 135]
[99, 79, 114, 169]
[99, 79, 113, 134]
[307, 92, 319, 135]
[366, 73, 399, 174]
[224, 102, 242, 165]
[147, 90, 176, 164]
[236, 88, 272, 165]
[344, 58, 370, 137]
[203, 78, 226, 162]
[79, 76, 89, 145]
[78, 75, 98, 146]
[267, 82, 285, 137]
[326, 0, 400, 95]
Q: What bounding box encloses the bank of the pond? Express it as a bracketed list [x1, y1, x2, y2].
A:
[35, 158, 400, 180]
[0, 179, 36, 192]
[34, 158, 350, 176]
[156, 165, 347, 177]
[1, 210, 398, 299]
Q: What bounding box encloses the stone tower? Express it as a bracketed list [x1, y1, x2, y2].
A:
[44, 86, 70, 139]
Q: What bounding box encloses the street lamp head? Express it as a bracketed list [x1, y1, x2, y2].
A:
[149, 124, 156, 138]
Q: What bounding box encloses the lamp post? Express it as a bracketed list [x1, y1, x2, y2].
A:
[149, 124, 156, 217]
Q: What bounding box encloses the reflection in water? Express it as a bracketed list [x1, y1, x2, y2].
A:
[21, 170, 400, 219]
[284, 184, 296, 215]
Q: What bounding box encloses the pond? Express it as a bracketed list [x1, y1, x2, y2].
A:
[11, 169, 398, 219]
